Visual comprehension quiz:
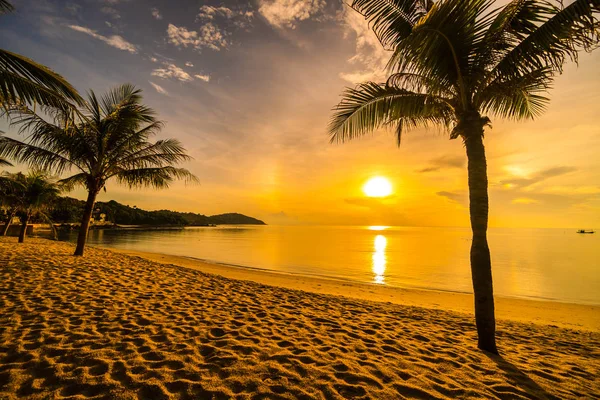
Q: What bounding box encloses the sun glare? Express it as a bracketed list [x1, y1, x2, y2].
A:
[363, 176, 392, 198]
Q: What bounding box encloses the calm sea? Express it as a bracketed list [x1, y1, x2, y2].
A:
[58, 226, 600, 306]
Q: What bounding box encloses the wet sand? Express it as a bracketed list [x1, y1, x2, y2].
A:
[1, 237, 599, 399]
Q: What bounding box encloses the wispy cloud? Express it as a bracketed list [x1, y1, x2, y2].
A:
[418, 155, 465, 173]
[67, 25, 137, 53]
[151, 7, 162, 20]
[198, 5, 235, 20]
[339, 8, 390, 84]
[501, 166, 577, 189]
[151, 62, 209, 83]
[197, 5, 254, 28]
[100, 6, 120, 19]
[185, 61, 194, 67]
[151, 63, 193, 82]
[258, 0, 325, 29]
[437, 191, 466, 204]
[149, 81, 168, 95]
[166, 23, 228, 51]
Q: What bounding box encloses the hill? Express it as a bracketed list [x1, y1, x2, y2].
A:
[49, 197, 266, 226]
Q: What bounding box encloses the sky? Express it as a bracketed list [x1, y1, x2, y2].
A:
[1, 0, 599, 228]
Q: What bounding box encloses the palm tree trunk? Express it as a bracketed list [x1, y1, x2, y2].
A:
[465, 132, 497, 354]
[18, 214, 29, 243]
[1, 211, 15, 236]
[74, 189, 98, 256]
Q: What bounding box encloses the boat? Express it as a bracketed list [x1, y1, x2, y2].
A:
[577, 229, 595, 234]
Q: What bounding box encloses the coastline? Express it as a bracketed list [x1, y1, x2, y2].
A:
[2, 237, 599, 399]
[106, 246, 600, 333]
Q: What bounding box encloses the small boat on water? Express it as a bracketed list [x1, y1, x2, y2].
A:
[577, 229, 595, 234]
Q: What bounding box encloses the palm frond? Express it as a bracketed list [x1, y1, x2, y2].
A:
[0, 136, 77, 174]
[58, 173, 89, 191]
[491, 0, 600, 79]
[0, 49, 83, 107]
[476, 67, 553, 119]
[114, 166, 198, 189]
[0, 0, 14, 14]
[349, 0, 429, 49]
[329, 82, 454, 144]
[387, 0, 498, 104]
[0, 157, 12, 167]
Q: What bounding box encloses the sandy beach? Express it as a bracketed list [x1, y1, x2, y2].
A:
[1, 237, 599, 399]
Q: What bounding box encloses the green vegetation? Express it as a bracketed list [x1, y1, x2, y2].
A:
[0, 171, 62, 242]
[1, 84, 198, 256]
[49, 197, 265, 226]
[330, 0, 600, 353]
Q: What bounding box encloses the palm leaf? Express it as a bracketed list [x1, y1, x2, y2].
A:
[0, 0, 14, 14]
[349, 0, 428, 49]
[476, 67, 553, 119]
[491, 0, 600, 79]
[329, 82, 454, 144]
[0, 49, 83, 108]
[0, 157, 12, 167]
[114, 166, 198, 189]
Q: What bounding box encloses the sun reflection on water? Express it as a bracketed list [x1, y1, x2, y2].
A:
[372, 234, 387, 284]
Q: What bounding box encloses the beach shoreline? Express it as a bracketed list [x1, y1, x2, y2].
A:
[104, 246, 600, 333]
[2, 237, 599, 399]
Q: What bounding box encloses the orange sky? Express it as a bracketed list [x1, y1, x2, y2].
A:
[2, 0, 599, 228]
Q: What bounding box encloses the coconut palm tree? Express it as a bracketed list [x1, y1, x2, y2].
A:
[0, 171, 19, 235]
[0, 84, 197, 256]
[0, 0, 82, 109]
[1, 171, 61, 242]
[330, 0, 599, 353]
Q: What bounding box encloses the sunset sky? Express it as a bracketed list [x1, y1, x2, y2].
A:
[1, 0, 599, 228]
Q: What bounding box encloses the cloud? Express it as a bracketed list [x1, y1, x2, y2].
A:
[194, 74, 210, 82]
[149, 81, 168, 95]
[258, 0, 325, 29]
[500, 166, 577, 189]
[166, 23, 228, 51]
[185, 61, 194, 67]
[437, 191, 466, 204]
[197, 5, 254, 29]
[151, 7, 162, 20]
[67, 25, 137, 53]
[418, 155, 465, 173]
[198, 5, 235, 20]
[339, 8, 390, 84]
[151, 63, 193, 82]
[100, 6, 120, 19]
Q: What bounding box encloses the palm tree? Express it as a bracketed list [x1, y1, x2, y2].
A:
[1, 171, 61, 242]
[0, 171, 19, 235]
[0, 0, 82, 109]
[330, 0, 599, 353]
[0, 84, 197, 256]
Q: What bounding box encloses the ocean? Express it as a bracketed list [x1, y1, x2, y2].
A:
[58, 225, 600, 306]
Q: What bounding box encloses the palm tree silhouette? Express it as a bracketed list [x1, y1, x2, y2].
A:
[330, 0, 599, 353]
[1, 0, 83, 166]
[0, 84, 197, 256]
[1, 171, 62, 242]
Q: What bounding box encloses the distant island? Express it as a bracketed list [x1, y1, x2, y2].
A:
[50, 197, 266, 227]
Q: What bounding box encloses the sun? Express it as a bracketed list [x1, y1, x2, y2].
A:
[363, 176, 392, 198]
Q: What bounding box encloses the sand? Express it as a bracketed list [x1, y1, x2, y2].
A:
[1, 238, 599, 399]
